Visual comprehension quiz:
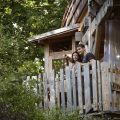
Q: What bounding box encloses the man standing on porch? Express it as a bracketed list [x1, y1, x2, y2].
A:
[76, 43, 95, 63]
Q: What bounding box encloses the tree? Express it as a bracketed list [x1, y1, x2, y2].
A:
[0, 0, 69, 119]
[0, 0, 69, 80]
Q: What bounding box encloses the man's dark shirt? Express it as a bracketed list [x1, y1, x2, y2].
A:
[82, 52, 95, 63]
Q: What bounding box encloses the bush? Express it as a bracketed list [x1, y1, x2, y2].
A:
[0, 81, 42, 120]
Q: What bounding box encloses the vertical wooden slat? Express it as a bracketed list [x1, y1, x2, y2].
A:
[76, 63, 83, 113]
[60, 69, 65, 111]
[101, 62, 112, 111]
[65, 0, 81, 25]
[84, 63, 92, 113]
[92, 60, 98, 111]
[97, 61, 102, 111]
[72, 37, 76, 52]
[72, 67, 77, 110]
[49, 70, 55, 108]
[117, 70, 120, 110]
[38, 74, 42, 108]
[44, 44, 49, 79]
[43, 73, 48, 109]
[66, 66, 72, 111]
[55, 74, 60, 108]
[108, 63, 113, 111]
[112, 65, 117, 110]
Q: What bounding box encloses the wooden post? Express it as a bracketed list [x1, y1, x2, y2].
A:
[72, 36, 76, 52]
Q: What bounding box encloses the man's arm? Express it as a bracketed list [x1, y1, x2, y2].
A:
[64, 54, 72, 63]
[87, 53, 95, 63]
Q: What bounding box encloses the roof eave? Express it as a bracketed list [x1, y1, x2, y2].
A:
[28, 24, 80, 44]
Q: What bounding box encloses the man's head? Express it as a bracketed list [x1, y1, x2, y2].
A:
[76, 44, 86, 55]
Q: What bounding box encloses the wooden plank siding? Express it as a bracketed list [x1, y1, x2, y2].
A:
[82, 0, 113, 45]
[62, 0, 88, 26]
[65, 0, 81, 26]
[61, 0, 76, 27]
[70, 0, 88, 25]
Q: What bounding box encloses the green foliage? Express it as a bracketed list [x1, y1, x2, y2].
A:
[53, 59, 64, 74]
[0, 0, 68, 80]
[0, 0, 69, 36]
[0, 0, 74, 119]
[0, 80, 43, 120]
[43, 109, 83, 120]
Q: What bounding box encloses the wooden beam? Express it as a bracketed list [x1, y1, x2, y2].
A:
[72, 37, 75, 52]
[50, 50, 72, 59]
[61, 0, 76, 27]
[88, 0, 100, 17]
[82, 0, 113, 43]
[94, 0, 104, 5]
[44, 44, 49, 77]
[65, 0, 81, 26]
[93, 25, 104, 59]
[71, 0, 88, 25]
[66, 0, 87, 26]
[29, 24, 79, 43]
[112, 82, 120, 92]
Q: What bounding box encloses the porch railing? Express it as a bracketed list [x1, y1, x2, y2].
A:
[26, 60, 120, 113]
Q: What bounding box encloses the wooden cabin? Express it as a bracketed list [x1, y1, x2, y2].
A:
[29, 0, 120, 117]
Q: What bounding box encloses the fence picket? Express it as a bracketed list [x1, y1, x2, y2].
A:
[97, 61, 102, 111]
[49, 70, 55, 108]
[101, 62, 112, 111]
[84, 63, 92, 113]
[60, 69, 65, 111]
[72, 67, 77, 110]
[76, 63, 83, 113]
[43, 73, 48, 109]
[92, 60, 98, 111]
[38, 74, 43, 108]
[66, 66, 72, 111]
[55, 74, 60, 108]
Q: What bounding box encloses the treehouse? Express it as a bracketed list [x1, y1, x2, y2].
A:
[29, 0, 120, 117]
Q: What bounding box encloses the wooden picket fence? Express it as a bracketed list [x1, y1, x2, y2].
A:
[26, 60, 120, 113]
